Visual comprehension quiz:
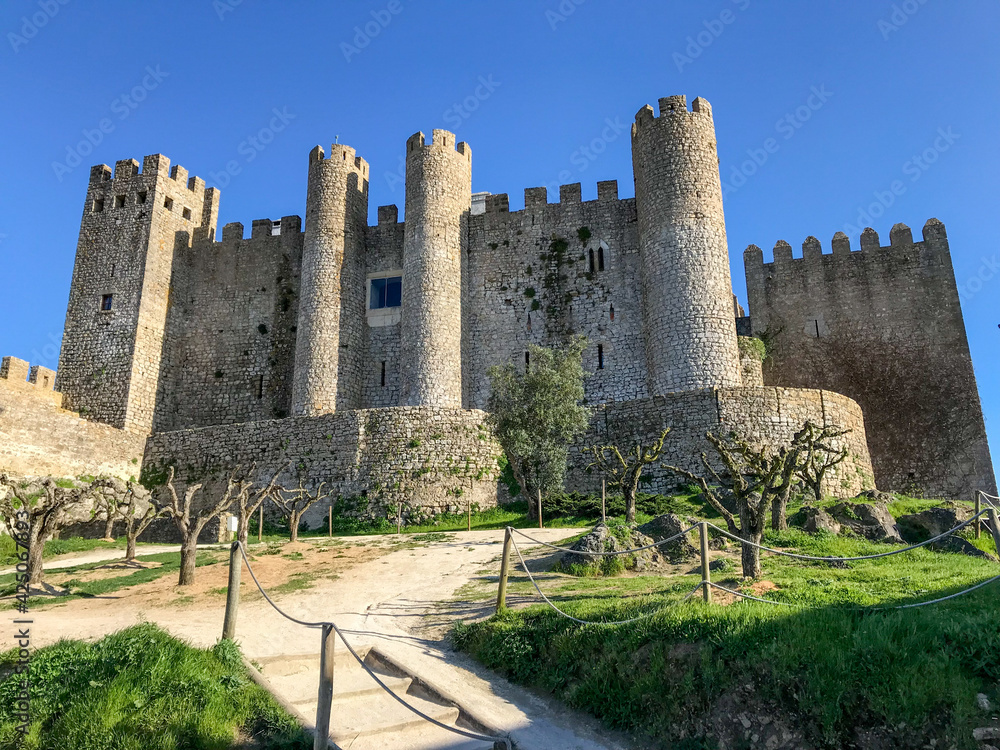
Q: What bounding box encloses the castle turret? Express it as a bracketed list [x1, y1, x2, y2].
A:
[631, 95, 741, 394]
[291, 144, 369, 416]
[58, 155, 218, 433]
[400, 130, 471, 407]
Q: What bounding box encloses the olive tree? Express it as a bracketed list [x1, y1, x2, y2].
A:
[794, 422, 851, 504]
[486, 336, 591, 518]
[584, 429, 671, 524]
[665, 432, 801, 579]
[271, 479, 335, 542]
[0, 473, 96, 585]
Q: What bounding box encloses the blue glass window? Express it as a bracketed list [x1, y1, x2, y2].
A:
[370, 277, 402, 310]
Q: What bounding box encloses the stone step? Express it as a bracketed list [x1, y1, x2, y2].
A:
[303, 689, 462, 744]
[267, 668, 413, 705]
[256, 648, 368, 678]
[343, 722, 496, 750]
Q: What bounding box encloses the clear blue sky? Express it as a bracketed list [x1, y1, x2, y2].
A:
[0, 0, 996, 475]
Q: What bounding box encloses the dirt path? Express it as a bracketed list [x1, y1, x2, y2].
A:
[10, 528, 632, 749]
[0, 544, 186, 576]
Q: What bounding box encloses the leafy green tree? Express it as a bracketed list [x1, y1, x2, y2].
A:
[487, 337, 591, 518]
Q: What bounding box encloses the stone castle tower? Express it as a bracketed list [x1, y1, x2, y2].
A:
[1, 94, 991, 516]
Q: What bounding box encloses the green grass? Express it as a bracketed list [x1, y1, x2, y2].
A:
[0, 623, 309, 749]
[0, 551, 225, 609]
[0, 536, 128, 567]
[454, 525, 1000, 749]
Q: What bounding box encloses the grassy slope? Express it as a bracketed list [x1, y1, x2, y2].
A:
[0, 623, 309, 750]
[454, 511, 1000, 749]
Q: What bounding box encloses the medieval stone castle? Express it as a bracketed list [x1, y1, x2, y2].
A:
[1, 94, 994, 519]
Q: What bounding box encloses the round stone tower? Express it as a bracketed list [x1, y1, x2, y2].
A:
[291, 143, 369, 416]
[400, 130, 471, 408]
[631, 95, 741, 394]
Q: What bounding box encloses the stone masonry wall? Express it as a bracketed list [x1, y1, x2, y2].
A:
[401, 130, 471, 408]
[632, 96, 742, 394]
[567, 386, 874, 499]
[744, 221, 996, 498]
[463, 183, 646, 409]
[142, 407, 503, 528]
[153, 218, 303, 431]
[0, 357, 145, 478]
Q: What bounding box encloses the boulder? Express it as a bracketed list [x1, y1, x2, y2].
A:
[853, 489, 895, 504]
[638, 514, 699, 562]
[897, 504, 972, 542]
[829, 502, 903, 543]
[801, 506, 841, 535]
[560, 523, 661, 572]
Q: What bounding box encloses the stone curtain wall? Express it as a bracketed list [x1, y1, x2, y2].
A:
[744, 221, 996, 498]
[153, 218, 303, 431]
[567, 387, 874, 499]
[0, 358, 145, 478]
[463, 184, 647, 409]
[143, 406, 503, 527]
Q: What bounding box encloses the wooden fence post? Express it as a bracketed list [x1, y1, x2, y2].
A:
[976, 492, 982, 539]
[699, 522, 712, 604]
[328, 505, 333, 538]
[496, 528, 512, 613]
[467, 498, 472, 532]
[538, 489, 543, 530]
[313, 623, 335, 750]
[257, 505, 263, 543]
[222, 541, 242, 640]
[397, 503, 402, 535]
[601, 479, 606, 525]
[987, 509, 1000, 559]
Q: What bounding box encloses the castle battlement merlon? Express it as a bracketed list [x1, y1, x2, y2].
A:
[406, 130, 471, 160]
[744, 219, 950, 267]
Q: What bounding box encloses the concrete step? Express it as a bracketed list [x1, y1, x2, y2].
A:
[257, 648, 368, 678]
[267, 668, 413, 705]
[308, 689, 461, 743]
[344, 722, 496, 750]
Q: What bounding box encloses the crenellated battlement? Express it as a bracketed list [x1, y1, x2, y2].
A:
[744, 219, 949, 267]
[308, 143, 370, 184]
[216, 215, 303, 243]
[632, 94, 714, 134]
[406, 129, 471, 160]
[1, 356, 63, 407]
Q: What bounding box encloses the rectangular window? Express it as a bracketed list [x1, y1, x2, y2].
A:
[598, 344, 605, 370]
[380, 361, 386, 387]
[137, 191, 147, 204]
[182, 207, 192, 220]
[114, 195, 126, 209]
[164, 196, 173, 211]
[369, 276, 402, 310]
[93, 198, 105, 213]
[100, 294, 113, 312]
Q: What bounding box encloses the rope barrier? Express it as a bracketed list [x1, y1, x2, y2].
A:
[509, 522, 700, 557]
[236, 543, 510, 750]
[703, 510, 989, 563]
[509, 534, 702, 625]
[707, 574, 1000, 611]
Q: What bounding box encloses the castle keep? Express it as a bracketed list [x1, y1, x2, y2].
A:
[1, 94, 994, 517]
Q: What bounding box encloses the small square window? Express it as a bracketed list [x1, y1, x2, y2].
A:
[182, 207, 192, 220]
[100, 294, 113, 312]
[93, 198, 105, 213]
[114, 195, 126, 209]
[137, 191, 147, 204]
[369, 276, 402, 310]
[164, 197, 173, 211]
